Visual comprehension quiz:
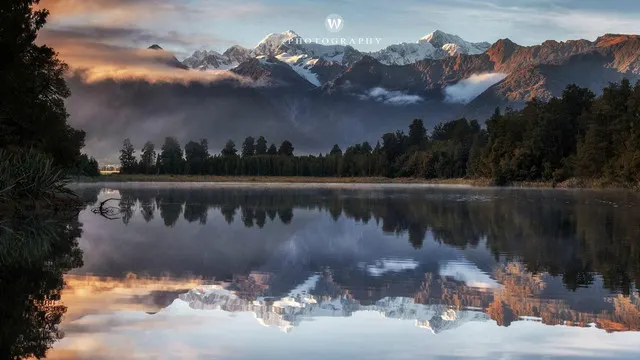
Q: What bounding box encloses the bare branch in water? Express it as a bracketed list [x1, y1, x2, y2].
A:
[91, 198, 122, 220]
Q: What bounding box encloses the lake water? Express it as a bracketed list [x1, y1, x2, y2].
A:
[5, 184, 640, 359]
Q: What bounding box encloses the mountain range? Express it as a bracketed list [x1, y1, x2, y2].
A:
[69, 30, 640, 161]
[172, 30, 640, 110]
[179, 275, 491, 334]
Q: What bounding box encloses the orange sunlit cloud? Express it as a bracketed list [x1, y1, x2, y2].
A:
[38, 0, 274, 25]
[35, 1, 254, 84]
[60, 273, 209, 322]
[47, 274, 231, 360]
[37, 28, 254, 84]
[38, 0, 168, 25]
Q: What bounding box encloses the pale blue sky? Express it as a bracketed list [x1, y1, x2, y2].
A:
[42, 0, 640, 56]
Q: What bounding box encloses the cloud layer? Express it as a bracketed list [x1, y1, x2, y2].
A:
[38, 28, 251, 84]
[444, 73, 508, 104]
[63, 75, 447, 164]
[359, 87, 424, 105]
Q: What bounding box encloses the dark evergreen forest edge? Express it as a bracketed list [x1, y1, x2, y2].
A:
[1, 3, 89, 358]
[1, 0, 98, 211]
[115, 80, 640, 188]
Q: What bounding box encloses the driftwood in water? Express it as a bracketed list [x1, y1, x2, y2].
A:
[91, 198, 121, 220]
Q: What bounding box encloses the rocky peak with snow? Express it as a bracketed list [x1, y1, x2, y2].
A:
[223, 45, 253, 63]
[369, 41, 441, 66]
[176, 29, 640, 108]
[254, 30, 301, 57]
[419, 30, 491, 56]
[182, 47, 251, 71]
[348, 30, 491, 66]
[231, 56, 318, 88]
[182, 49, 220, 69]
[181, 29, 491, 73]
[177, 275, 490, 333]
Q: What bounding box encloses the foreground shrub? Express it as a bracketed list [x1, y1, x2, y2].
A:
[0, 149, 73, 203]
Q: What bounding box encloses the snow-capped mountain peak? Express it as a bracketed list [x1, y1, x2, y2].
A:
[255, 30, 301, 56]
[182, 31, 304, 71]
[180, 29, 492, 85]
[369, 41, 440, 65]
[223, 45, 253, 64]
[223, 45, 251, 56]
[182, 49, 238, 70]
[366, 30, 491, 65]
[419, 30, 491, 56]
[176, 276, 490, 334]
[182, 29, 493, 71]
[419, 30, 457, 45]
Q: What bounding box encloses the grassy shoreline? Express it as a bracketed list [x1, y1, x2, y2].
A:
[71, 174, 639, 190]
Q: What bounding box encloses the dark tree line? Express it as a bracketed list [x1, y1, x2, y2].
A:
[0, 0, 96, 176]
[119, 80, 640, 184]
[475, 81, 640, 184]
[119, 136, 302, 175]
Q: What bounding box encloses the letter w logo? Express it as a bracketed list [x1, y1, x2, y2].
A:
[325, 14, 343, 32]
[326, 18, 342, 30]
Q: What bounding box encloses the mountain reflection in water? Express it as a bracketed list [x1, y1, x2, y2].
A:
[6, 184, 640, 359]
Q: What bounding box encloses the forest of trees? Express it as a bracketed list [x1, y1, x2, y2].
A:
[0, 0, 99, 179]
[1, 3, 93, 359]
[119, 80, 640, 185]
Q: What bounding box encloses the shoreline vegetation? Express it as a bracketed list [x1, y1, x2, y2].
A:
[1, 1, 97, 215]
[73, 174, 639, 190]
[0, 150, 83, 216]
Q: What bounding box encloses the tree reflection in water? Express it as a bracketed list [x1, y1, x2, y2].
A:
[103, 186, 640, 294]
[0, 212, 83, 359]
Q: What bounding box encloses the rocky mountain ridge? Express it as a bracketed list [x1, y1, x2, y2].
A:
[175, 31, 640, 112]
[182, 29, 490, 70]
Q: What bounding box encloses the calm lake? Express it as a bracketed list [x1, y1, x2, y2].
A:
[10, 184, 640, 359]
